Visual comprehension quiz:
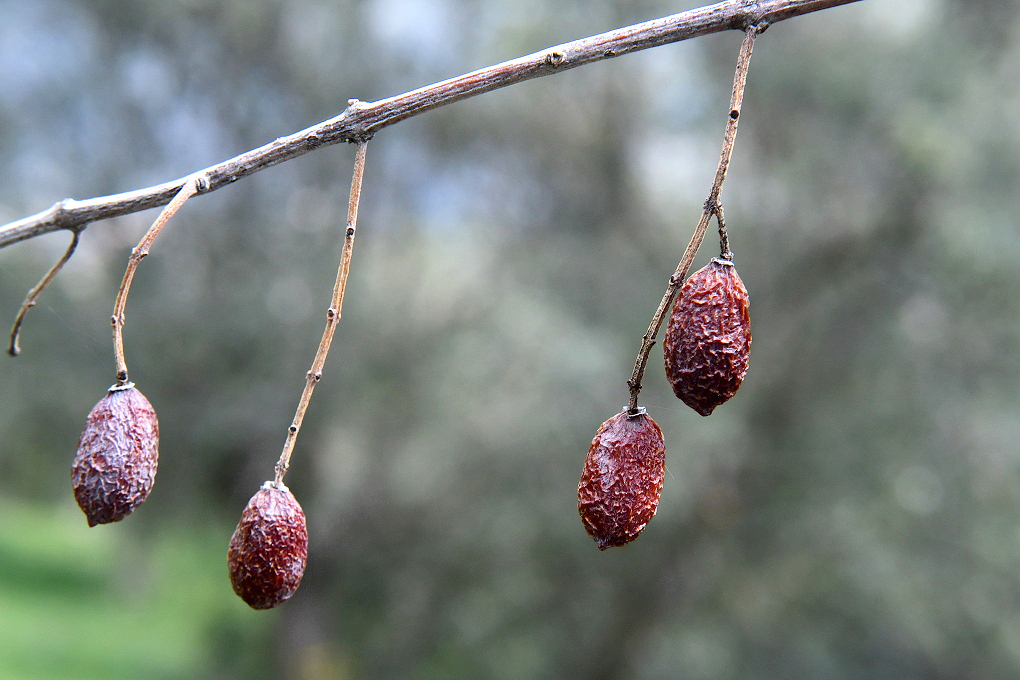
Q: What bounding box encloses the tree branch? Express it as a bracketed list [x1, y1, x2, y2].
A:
[0, 0, 859, 251]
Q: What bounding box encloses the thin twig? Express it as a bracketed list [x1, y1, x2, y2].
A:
[627, 26, 757, 414]
[111, 175, 203, 384]
[0, 0, 860, 251]
[716, 206, 731, 260]
[7, 228, 83, 356]
[274, 141, 368, 486]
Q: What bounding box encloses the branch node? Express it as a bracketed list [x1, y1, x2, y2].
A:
[53, 199, 78, 229]
[544, 51, 566, 67]
[704, 195, 721, 215]
[738, 2, 768, 32]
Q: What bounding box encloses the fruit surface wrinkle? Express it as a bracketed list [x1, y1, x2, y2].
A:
[578, 411, 666, 550]
[72, 386, 159, 526]
[663, 258, 751, 416]
[228, 485, 308, 610]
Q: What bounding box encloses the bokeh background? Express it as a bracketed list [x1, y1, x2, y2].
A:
[2, 0, 1018, 678]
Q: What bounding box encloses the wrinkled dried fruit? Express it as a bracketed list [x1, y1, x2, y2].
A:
[228, 482, 308, 610]
[663, 257, 751, 416]
[72, 383, 159, 526]
[577, 409, 666, 550]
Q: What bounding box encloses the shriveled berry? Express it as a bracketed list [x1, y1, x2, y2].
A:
[228, 482, 308, 610]
[663, 257, 751, 416]
[577, 409, 666, 550]
[72, 383, 159, 526]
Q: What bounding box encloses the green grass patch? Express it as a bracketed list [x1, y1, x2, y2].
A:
[0, 494, 276, 680]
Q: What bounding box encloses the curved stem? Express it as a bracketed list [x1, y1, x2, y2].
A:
[627, 26, 757, 414]
[111, 176, 202, 384]
[274, 140, 369, 486]
[7, 228, 83, 356]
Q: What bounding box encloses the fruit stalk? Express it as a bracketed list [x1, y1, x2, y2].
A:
[273, 140, 369, 485]
[8, 228, 82, 356]
[626, 25, 757, 414]
[111, 175, 203, 385]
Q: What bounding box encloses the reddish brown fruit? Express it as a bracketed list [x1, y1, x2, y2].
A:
[663, 257, 751, 416]
[228, 482, 308, 610]
[72, 384, 159, 526]
[577, 409, 666, 550]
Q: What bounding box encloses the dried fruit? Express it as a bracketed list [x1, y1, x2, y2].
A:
[577, 409, 666, 550]
[228, 482, 308, 610]
[72, 383, 159, 526]
[663, 257, 751, 416]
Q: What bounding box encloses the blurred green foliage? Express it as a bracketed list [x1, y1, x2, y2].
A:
[0, 494, 273, 679]
[3, 0, 1020, 678]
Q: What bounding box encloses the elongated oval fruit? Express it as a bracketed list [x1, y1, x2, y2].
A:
[577, 409, 666, 550]
[663, 257, 751, 416]
[72, 383, 159, 527]
[228, 482, 308, 610]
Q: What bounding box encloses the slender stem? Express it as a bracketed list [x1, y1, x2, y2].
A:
[7, 229, 83, 356]
[111, 176, 202, 384]
[274, 141, 369, 486]
[627, 26, 757, 414]
[717, 206, 731, 260]
[0, 0, 861, 252]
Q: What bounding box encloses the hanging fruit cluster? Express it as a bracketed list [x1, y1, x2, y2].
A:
[577, 26, 759, 550]
[577, 252, 752, 549]
[60, 142, 368, 610]
[18, 24, 765, 611]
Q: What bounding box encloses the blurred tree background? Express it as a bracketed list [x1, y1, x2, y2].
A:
[2, 0, 1019, 678]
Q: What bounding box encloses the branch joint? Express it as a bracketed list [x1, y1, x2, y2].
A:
[737, 2, 769, 32]
[544, 51, 566, 67]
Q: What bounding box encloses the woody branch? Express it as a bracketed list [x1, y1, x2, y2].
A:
[0, 0, 858, 251]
